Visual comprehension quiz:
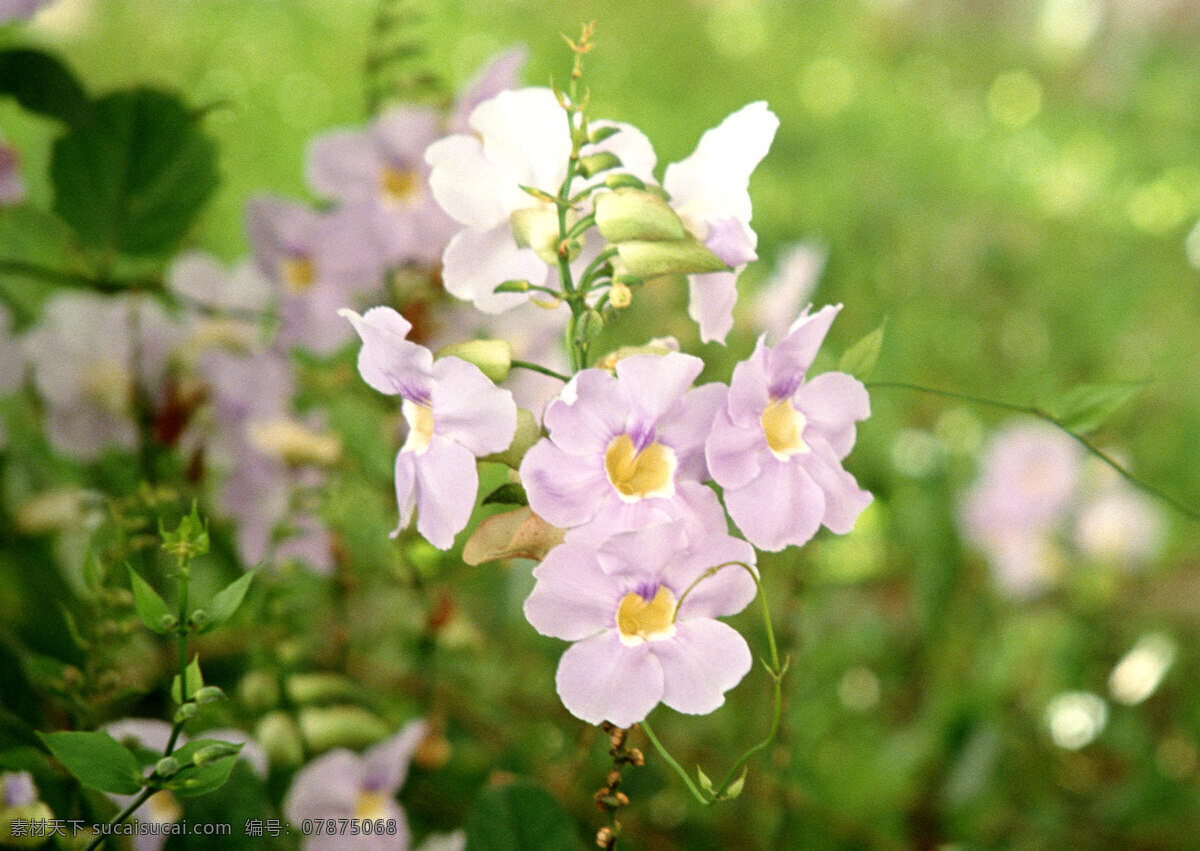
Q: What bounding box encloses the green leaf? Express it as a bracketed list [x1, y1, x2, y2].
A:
[837, 320, 886, 380]
[1041, 381, 1147, 434]
[465, 780, 584, 851]
[198, 571, 255, 634]
[51, 87, 218, 256]
[696, 765, 715, 795]
[37, 731, 143, 795]
[171, 656, 204, 705]
[0, 49, 92, 126]
[721, 768, 747, 800]
[128, 566, 173, 634]
[162, 739, 243, 798]
[482, 482, 528, 507]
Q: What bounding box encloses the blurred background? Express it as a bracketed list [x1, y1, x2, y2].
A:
[2, 0, 1200, 847]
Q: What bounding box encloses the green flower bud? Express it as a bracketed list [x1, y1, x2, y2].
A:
[192, 743, 239, 767]
[193, 685, 226, 705]
[188, 610, 210, 631]
[255, 712, 304, 768]
[298, 706, 390, 752]
[604, 173, 646, 191]
[481, 408, 541, 469]
[237, 670, 279, 713]
[174, 702, 199, 723]
[284, 673, 359, 705]
[510, 207, 563, 265]
[435, 339, 513, 384]
[159, 614, 180, 632]
[577, 151, 622, 178]
[494, 279, 530, 294]
[588, 125, 621, 145]
[615, 239, 729, 278]
[595, 189, 688, 243]
[609, 281, 633, 308]
[154, 756, 181, 778]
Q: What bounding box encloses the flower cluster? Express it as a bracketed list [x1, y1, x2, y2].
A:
[959, 420, 1165, 597]
[340, 77, 874, 730]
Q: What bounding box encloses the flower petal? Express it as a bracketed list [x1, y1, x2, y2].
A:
[555, 632, 663, 727]
[705, 406, 765, 491]
[441, 225, 550, 313]
[687, 270, 739, 345]
[666, 534, 758, 621]
[768, 304, 841, 392]
[658, 381, 727, 482]
[361, 719, 428, 794]
[520, 439, 609, 529]
[470, 88, 570, 191]
[449, 48, 529, 134]
[541, 369, 625, 456]
[802, 441, 873, 534]
[306, 129, 382, 204]
[655, 619, 752, 716]
[525, 543, 623, 640]
[431, 357, 517, 456]
[793, 371, 869, 459]
[614, 352, 704, 427]
[426, 135, 523, 230]
[412, 439, 479, 549]
[391, 450, 418, 538]
[724, 457, 825, 552]
[340, 306, 433, 400]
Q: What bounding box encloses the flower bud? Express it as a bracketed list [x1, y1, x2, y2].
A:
[237, 670, 279, 712]
[510, 207, 563, 265]
[174, 702, 199, 723]
[595, 189, 687, 243]
[494, 279, 531, 294]
[615, 239, 729, 278]
[608, 281, 632, 309]
[154, 756, 181, 778]
[159, 614, 180, 632]
[192, 743, 239, 767]
[435, 339, 513, 384]
[298, 706, 390, 752]
[284, 672, 359, 705]
[577, 151, 622, 178]
[254, 712, 304, 768]
[604, 173, 646, 191]
[193, 685, 226, 705]
[481, 408, 540, 469]
[188, 610, 210, 631]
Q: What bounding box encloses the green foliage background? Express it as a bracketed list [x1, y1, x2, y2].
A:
[2, 0, 1200, 848]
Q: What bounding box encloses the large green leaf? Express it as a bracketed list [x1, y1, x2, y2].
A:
[465, 781, 583, 851]
[0, 49, 92, 126]
[51, 88, 218, 256]
[37, 730, 143, 795]
[128, 566, 173, 634]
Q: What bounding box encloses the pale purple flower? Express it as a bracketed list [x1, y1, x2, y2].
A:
[284, 720, 427, 851]
[307, 109, 454, 267]
[167, 250, 272, 315]
[426, 87, 656, 312]
[706, 304, 872, 551]
[246, 197, 386, 354]
[958, 421, 1083, 596]
[342, 306, 517, 549]
[520, 352, 727, 545]
[0, 137, 24, 206]
[0, 0, 55, 23]
[524, 521, 757, 727]
[1, 771, 36, 808]
[22, 293, 183, 461]
[662, 102, 779, 344]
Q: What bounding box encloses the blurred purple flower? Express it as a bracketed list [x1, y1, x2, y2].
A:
[342, 306, 517, 549]
[706, 304, 872, 551]
[0, 138, 25, 206]
[284, 719, 427, 851]
[426, 87, 656, 312]
[22, 293, 183, 461]
[1, 771, 36, 808]
[662, 102, 779, 344]
[520, 352, 727, 545]
[246, 197, 386, 355]
[0, 0, 55, 23]
[524, 521, 757, 727]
